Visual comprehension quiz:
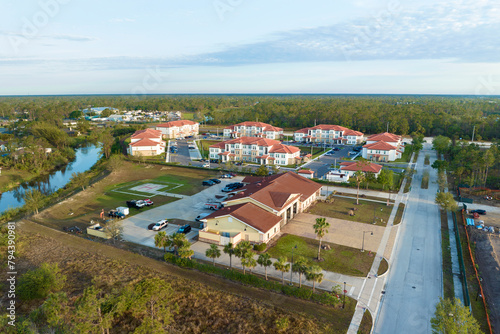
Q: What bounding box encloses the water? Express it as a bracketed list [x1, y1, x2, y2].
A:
[0, 145, 102, 213]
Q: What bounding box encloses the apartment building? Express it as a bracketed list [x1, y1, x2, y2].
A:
[223, 121, 283, 140]
[362, 132, 404, 162]
[128, 128, 166, 156]
[293, 124, 363, 145]
[209, 137, 300, 165]
[155, 120, 199, 139]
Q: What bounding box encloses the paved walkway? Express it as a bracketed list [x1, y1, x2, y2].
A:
[447, 209, 465, 303]
[321, 185, 395, 201]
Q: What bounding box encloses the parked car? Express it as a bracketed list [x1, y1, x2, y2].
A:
[188, 146, 196, 150]
[152, 219, 168, 231]
[108, 210, 125, 219]
[210, 178, 221, 184]
[333, 147, 340, 151]
[220, 174, 233, 179]
[126, 200, 145, 209]
[135, 200, 146, 207]
[202, 180, 215, 186]
[204, 202, 223, 210]
[222, 182, 244, 192]
[202, 163, 210, 168]
[177, 224, 192, 234]
[143, 199, 154, 206]
[210, 159, 219, 164]
[195, 213, 211, 221]
[471, 209, 486, 215]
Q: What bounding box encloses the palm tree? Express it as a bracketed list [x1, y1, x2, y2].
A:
[273, 257, 290, 285]
[240, 251, 257, 274]
[205, 244, 221, 266]
[234, 240, 252, 259]
[223, 242, 235, 269]
[353, 170, 366, 205]
[292, 256, 308, 288]
[305, 265, 324, 292]
[177, 239, 194, 260]
[257, 253, 273, 280]
[154, 231, 168, 253]
[313, 218, 330, 261]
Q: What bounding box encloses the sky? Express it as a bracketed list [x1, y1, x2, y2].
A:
[0, 0, 499, 95]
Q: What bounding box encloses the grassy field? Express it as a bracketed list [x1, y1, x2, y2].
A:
[13, 223, 345, 333]
[308, 198, 392, 226]
[198, 139, 221, 158]
[297, 146, 324, 159]
[357, 310, 373, 334]
[316, 172, 403, 192]
[268, 234, 376, 276]
[393, 203, 405, 225]
[34, 161, 220, 230]
[0, 168, 35, 192]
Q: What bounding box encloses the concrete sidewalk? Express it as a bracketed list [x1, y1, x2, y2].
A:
[321, 185, 395, 201]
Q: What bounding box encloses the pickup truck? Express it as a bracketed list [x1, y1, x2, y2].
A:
[204, 202, 223, 210]
[126, 200, 145, 209]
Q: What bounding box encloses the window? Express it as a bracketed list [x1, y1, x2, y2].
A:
[228, 217, 232, 222]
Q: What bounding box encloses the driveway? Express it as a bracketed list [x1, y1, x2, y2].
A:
[121, 177, 243, 247]
[284, 213, 386, 253]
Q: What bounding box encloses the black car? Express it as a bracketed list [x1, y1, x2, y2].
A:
[126, 200, 144, 209]
[471, 209, 486, 215]
[202, 180, 215, 186]
[210, 159, 219, 164]
[177, 224, 192, 234]
[210, 178, 221, 184]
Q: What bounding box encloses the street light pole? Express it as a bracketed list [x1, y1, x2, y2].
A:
[343, 281, 346, 309]
[362, 231, 373, 252]
[289, 245, 297, 285]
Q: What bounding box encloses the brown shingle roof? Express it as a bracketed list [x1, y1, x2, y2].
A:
[204, 203, 282, 233]
[230, 172, 321, 211]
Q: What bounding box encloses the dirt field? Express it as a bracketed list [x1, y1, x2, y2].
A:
[5, 221, 356, 333]
[467, 211, 500, 332]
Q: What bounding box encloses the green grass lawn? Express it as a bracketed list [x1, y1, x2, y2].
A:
[268, 234, 375, 276]
[0, 168, 36, 191]
[308, 198, 391, 226]
[297, 146, 324, 158]
[421, 171, 429, 189]
[393, 203, 405, 225]
[198, 139, 221, 159]
[315, 172, 403, 192]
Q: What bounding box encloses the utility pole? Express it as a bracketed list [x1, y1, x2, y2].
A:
[387, 122, 389, 132]
[471, 125, 475, 143]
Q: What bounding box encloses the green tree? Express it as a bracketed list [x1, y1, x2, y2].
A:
[223, 242, 235, 269]
[18, 263, 66, 301]
[100, 130, 114, 159]
[411, 132, 425, 151]
[352, 168, 366, 205]
[71, 171, 89, 191]
[69, 110, 83, 119]
[74, 286, 115, 334]
[430, 297, 483, 334]
[240, 251, 257, 274]
[305, 265, 324, 292]
[177, 239, 194, 260]
[23, 188, 45, 215]
[100, 108, 113, 118]
[313, 217, 330, 261]
[205, 244, 221, 266]
[273, 256, 290, 285]
[108, 154, 123, 173]
[257, 253, 273, 280]
[432, 160, 449, 173]
[432, 136, 451, 155]
[40, 292, 71, 332]
[292, 256, 308, 288]
[435, 192, 458, 212]
[234, 240, 252, 259]
[255, 164, 269, 176]
[377, 169, 394, 205]
[154, 231, 169, 253]
[128, 278, 178, 333]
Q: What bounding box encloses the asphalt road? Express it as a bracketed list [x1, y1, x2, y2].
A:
[373, 142, 442, 333]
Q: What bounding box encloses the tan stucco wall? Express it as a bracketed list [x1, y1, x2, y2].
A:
[206, 215, 263, 243]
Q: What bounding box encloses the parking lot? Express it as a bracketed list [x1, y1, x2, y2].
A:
[121, 176, 244, 248]
[300, 144, 357, 178]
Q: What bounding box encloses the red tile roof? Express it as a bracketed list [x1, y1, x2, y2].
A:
[224, 122, 283, 132]
[210, 136, 280, 147]
[156, 120, 198, 128]
[309, 124, 349, 131]
[209, 142, 226, 149]
[204, 202, 282, 233]
[131, 128, 162, 139]
[129, 138, 163, 147]
[343, 129, 364, 136]
[269, 144, 300, 154]
[340, 161, 382, 173]
[363, 141, 397, 150]
[294, 128, 310, 134]
[298, 170, 314, 174]
[367, 132, 400, 142]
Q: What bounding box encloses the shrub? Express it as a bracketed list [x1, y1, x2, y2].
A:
[253, 243, 267, 252]
[18, 263, 66, 301]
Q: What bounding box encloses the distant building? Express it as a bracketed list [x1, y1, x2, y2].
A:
[209, 137, 300, 165]
[339, 161, 383, 177]
[361, 132, 404, 162]
[155, 120, 199, 139]
[128, 128, 166, 156]
[293, 125, 363, 145]
[297, 169, 315, 179]
[325, 169, 350, 183]
[223, 121, 283, 140]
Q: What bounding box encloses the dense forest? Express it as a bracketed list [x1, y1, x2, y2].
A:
[0, 95, 499, 139]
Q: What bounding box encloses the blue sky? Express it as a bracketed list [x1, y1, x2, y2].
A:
[0, 0, 499, 95]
